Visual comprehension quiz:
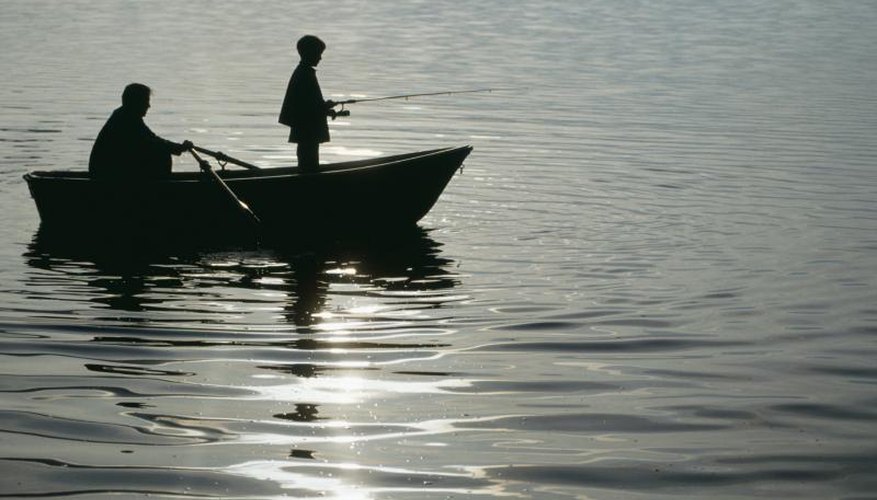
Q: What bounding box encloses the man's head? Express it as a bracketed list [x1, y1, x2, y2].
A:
[121, 83, 151, 117]
[297, 35, 326, 67]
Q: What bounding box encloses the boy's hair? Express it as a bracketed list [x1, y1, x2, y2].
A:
[122, 83, 151, 107]
[297, 35, 326, 58]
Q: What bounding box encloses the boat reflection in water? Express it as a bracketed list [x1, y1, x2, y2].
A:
[25, 223, 463, 332]
[16, 226, 509, 498]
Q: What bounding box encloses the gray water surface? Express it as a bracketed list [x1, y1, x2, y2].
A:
[2, 1, 876, 498]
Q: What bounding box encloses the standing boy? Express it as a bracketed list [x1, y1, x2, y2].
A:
[279, 35, 338, 170]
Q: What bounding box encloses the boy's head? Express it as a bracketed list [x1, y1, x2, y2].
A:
[297, 35, 326, 66]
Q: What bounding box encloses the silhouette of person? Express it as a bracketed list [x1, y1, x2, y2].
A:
[89, 83, 192, 179]
[279, 35, 339, 171]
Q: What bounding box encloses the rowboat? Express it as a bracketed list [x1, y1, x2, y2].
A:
[24, 146, 471, 239]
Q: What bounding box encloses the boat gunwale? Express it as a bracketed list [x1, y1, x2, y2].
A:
[23, 145, 471, 184]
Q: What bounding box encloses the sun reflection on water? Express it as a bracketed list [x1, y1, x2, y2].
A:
[225, 458, 525, 500]
[18, 225, 505, 496]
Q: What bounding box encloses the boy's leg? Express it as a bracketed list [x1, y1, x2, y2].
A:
[297, 142, 319, 171]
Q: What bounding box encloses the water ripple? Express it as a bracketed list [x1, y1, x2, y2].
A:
[2, 0, 877, 498]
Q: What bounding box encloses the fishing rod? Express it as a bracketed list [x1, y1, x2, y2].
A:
[334, 87, 513, 105]
[330, 87, 515, 116]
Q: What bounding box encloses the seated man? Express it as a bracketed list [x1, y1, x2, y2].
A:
[89, 83, 192, 179]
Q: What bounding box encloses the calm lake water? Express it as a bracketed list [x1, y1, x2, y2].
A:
[2, 1, 877, 498]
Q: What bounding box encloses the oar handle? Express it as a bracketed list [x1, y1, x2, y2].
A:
[189, 148, 211, 172]
[192, 146, 261, 170]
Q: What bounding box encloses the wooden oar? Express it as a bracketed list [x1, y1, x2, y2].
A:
[189, 149, 261, 227]
[192, 146, 261, 170]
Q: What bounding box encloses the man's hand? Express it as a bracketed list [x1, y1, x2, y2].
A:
[181, 140, 194, 151]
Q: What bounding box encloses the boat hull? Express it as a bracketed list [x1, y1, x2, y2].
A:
[24, 146, 471, 238]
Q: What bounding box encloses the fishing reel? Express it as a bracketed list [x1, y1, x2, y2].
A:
[331, 102, 351, 120]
